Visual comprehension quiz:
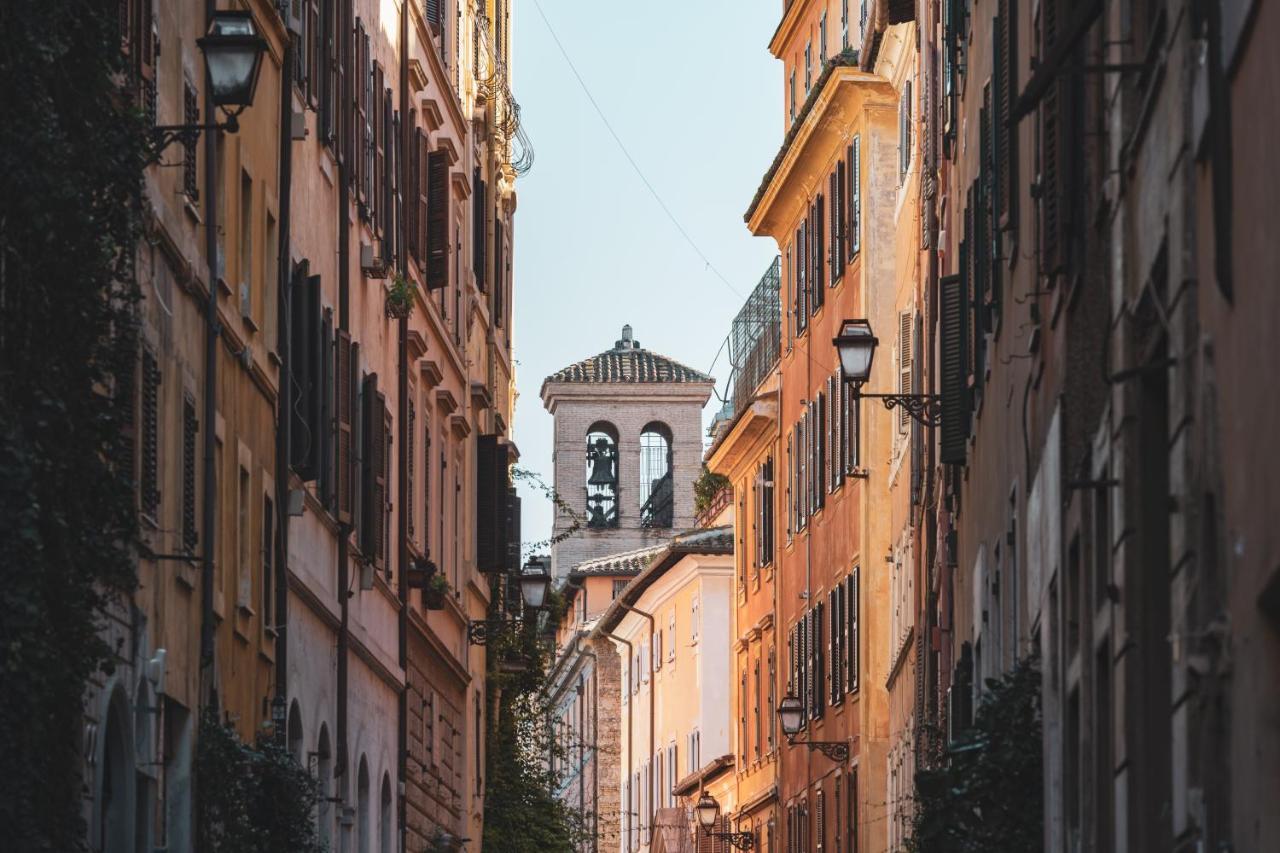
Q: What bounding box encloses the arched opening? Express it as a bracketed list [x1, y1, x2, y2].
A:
[315, 726, 332, 846]
[357, 756, 371, 853]
[99, 688, 135, 853]
[287, 700, 303, 763]
[585, 421, 619, 529]
[639, 422, 673, 528]
[133, 678, 154, 853]
[379, 773, 393, 853]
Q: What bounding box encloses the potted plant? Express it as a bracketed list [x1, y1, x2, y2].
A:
[423, 573, 450, 610]
[385, 272, 415, 319]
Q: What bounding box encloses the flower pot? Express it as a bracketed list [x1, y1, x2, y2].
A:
[423, 586, 448, 610]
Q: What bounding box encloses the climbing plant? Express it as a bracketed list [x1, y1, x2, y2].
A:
[906, 657, 1044, 853]
[0, 1, 147, 850]
[694, 465, 731, 513]
[195, 713, 323, 853]
[481, 603, 588, 852]
[511, 466, 586, 553]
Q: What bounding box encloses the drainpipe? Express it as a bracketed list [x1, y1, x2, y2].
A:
[198, 0, 219, 713]
[335, 0, 353, 791]
[603, 629, 634, 845]
[273, 8, 295, 743]
[576, 637, 600, 853]
[396, 2, 410, 849]
[617, 602, 656, 838]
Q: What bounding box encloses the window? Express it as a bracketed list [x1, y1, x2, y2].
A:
[237, 466, 251, 606]
[262, 495, 275, 629]
[790, 70, 797, 123]
[841, 0, 850, 47]
[612, 578, 628, 599]
[899, 78, 913, 183]
[654, 631, 663, 671]
[848, 135, 861, 257]
[739, 670, 748, 762]
[668, 611, 676, 660]
[182, 81, 199, 200]
[690, 597, 700, 643]
[586, 422, 619, 528]
[847, 569, 860, 693]
[819, 13, 828, 60]
[182, 396, 198, 550]
[639, 422, 673, 528]
[898, 311, 913, 432]
[140, 348, 160, 520]
[755, 456, 775, 568]
[804, 41, 813, 93]
[753, 657, 762, 760]
[767, 647, 776, 752]
[239, 170, 253, 318]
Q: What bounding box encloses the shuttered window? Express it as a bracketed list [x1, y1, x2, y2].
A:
[320, 0, 336, 147]
[183, 82, 199, 200]
[899, 78, 912, 182]
[995, 0, 1017, 227]
[847, 569, 859, 693]
[832, 161, 845, 280]
[182, 395, 198, 550]
[140, 348, 160, 519]
[898, 311, 913, 431]
[360, 373, 385, 563]
[939, 273, 969, 464]
[848, 136, 861, 257]
[336, 330, 354, 523]
[426, 150, 450, 288]
[795, 221, 808, 334]
[473, 167, 487, 291]
[812, 196, 825, 301]
[306, 0, 320, 107]
[261, 495, 275, 626]
[407, 398, 415, 542]
[290, 266, 323, 480]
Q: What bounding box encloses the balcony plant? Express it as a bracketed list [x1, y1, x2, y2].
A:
[385, 272, 415, 319]
[423, 573, 450, 610]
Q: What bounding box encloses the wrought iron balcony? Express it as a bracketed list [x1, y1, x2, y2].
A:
[727, 258, 782, 419]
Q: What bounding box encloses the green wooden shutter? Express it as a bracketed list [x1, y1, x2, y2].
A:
[939, 273, 970, 464]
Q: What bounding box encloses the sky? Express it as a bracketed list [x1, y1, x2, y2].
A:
[510, 0, 783, 554]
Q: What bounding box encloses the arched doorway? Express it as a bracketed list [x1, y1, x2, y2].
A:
[98, 687, 135, 853]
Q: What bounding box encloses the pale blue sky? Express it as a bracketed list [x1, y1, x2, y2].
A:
[511, 1, 782, 553]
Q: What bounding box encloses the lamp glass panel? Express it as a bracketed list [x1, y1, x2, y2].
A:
[778, 695, 804, 734]
[520, 573, 549, 609]
[695, 795, 719, 828]
[205, 46, 259, 105]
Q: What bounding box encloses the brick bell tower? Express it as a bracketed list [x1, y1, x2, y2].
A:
[540, 325, 715, 580]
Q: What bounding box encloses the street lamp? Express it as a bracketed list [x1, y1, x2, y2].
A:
[694, 793, 754, 850]
[467, 560, 553, 645]
[834, 318, 941, 427]
[153, 10, 267, 157]
[776, 693, 850, 762]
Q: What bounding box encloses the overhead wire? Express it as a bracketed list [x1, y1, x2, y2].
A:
[529, 0, 742, 299]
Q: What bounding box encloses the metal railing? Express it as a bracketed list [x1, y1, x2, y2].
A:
[728, 257, 782, 419]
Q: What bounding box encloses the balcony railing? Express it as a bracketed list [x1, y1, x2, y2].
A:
[640, 471, 674, 529]
[728, 257, 782, 419]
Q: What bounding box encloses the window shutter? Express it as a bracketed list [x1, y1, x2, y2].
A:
[407, 398, 415, 541]
[426, 0, 442, 29]
[360, 372, 381, 559]
[320, 0, 335, 146]
[995, 1, 1015, 224]
[182, 83, 199, 199]
[182, 395, 198, 550]
[939, 273, 969, 464]
[407, 125, 420, 262]
[354, 19, 368, 203]
[813, 197, 825, 297]
[476, 434, 508, 572]
[319, 309, 335, 507]
[290, 264, 322, 479]
[494, 218, 505, 325]
[382, 406, 392, 571]
[911, 312, 924, 504]
[849, 136, 861, 256]
[848, 570, 859, 692]
[307, 0, 320, 107]
[828, 172, 839, 283]
[385, 94, 397, 263]
[425, 150, 450, 288]
[473, 168, 487, 290]
[336, 330, 354, 523]
[814, 603, 825, 718]
[898, 310, 912, 431]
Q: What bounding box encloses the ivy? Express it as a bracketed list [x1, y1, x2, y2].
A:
[195, 713, 323, 853]
[511, 466, 586, 554]
[906, 657, 1044, 853]
[694, 465, 731, 513]
[481, 608, 588, 852]
[0, 1, 147, 850]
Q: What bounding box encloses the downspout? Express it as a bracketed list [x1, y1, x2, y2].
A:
[576, 636, 600, 853]
[396, 3, 410, 849]
[273, 8, 295, 742]
[335, 0, 353, 791]
[604, 629, 634, 845]
[617, 602, 656, 838]
[198, 0, 219, 712]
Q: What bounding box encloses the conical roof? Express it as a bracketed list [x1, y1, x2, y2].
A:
[543, 325, 713, 386]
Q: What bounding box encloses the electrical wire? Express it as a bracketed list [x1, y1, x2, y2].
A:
[529, 0, 741, 299]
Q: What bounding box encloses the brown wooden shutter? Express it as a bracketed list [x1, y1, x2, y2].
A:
[848, 570, 859, 691]
[898, 310, 913, 431]
[996, 1, 1015, 224]
[425, 150, 450, 288]
[373, 64, 385, 237]
[335, 330, 353, 524]
[291, 271, 323, 481]
[939, 273, 969, 464]
[360, 372, 381, 558]
[354, 19, 367, 203]
[473, 167, 487, 291]
[319, 308, 334, 507]
[476, 434, 508, 572]
[182, 395, 198, 551]
[850, 136, 861, 255]
[493, 218, 505, 325]
[813, 196, 825, 296]
[381, 405, 392, 571]
[307, 0, 320, 108]
[504, 489, 522, 573]
[407, 398, 415, 541]
[321, 0, 335, 145]
[385, 95, 397, 262]
[140, 348, 160, 518]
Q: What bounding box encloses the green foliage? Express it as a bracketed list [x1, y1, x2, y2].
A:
[385, 273, 416, 318]
[907, 657, 1044, 853]
[0, 1, 147, 849]
[481, 613, 587, 852]
[196, 713, 323, 853]
[511, 467, 585, 552]
[693, 465, 731, 513]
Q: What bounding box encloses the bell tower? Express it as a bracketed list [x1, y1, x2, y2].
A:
[541, 325, 716, 580]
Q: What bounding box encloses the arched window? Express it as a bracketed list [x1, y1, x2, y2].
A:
[585, 421, 619, 529]
[639, 422, 673, 528]
[357, 757, 371, 853]
[379, 774, 393, 853]
[316, 726, 333, 846]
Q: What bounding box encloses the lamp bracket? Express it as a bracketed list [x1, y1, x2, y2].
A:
[702, 828, 755, 850]
[785, 732, 851, 763]
[149, 112, 241, 164]
[853, 387, 943, 428]
[466, 618, 525, 646]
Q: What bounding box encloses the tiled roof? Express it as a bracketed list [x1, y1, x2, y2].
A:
[544, 325, 712, 386]
[568, 543, 667, 578]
